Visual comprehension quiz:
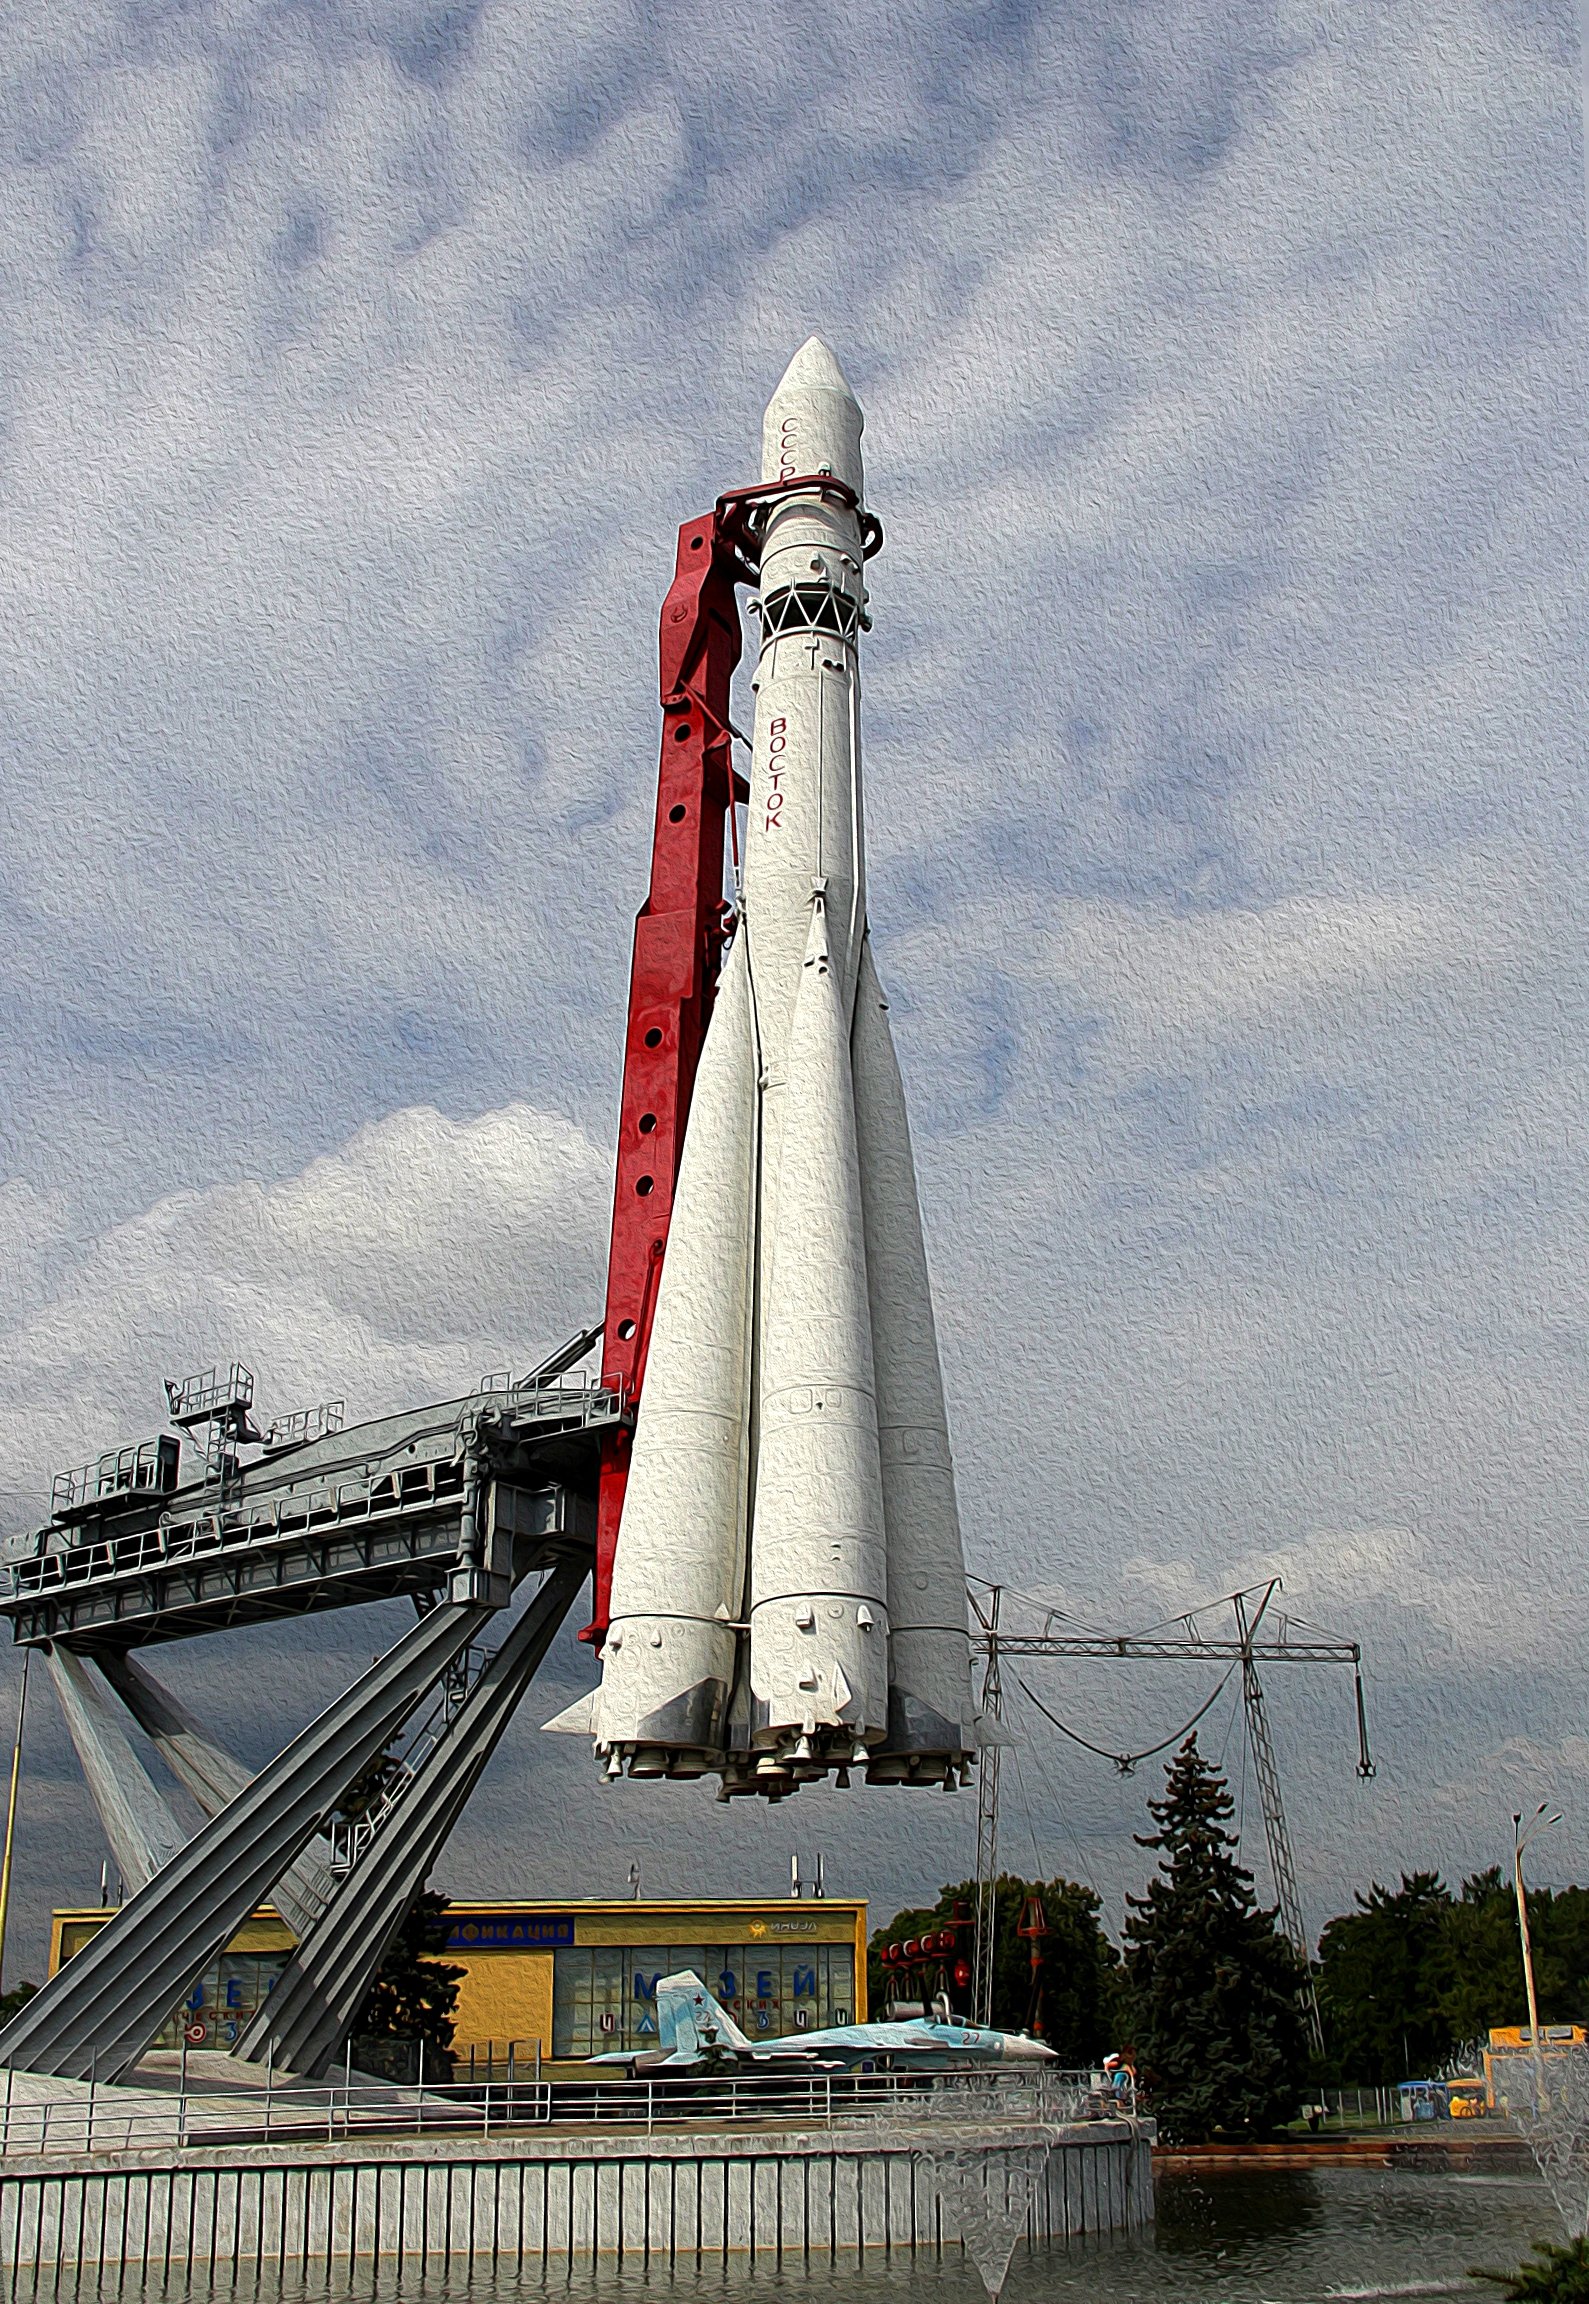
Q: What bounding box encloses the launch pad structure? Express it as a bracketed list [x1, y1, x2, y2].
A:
[0, 450, 845, 2088]
[0, 340, 1164, 2290]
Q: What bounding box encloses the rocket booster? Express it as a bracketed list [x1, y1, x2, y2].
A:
[586, 340, 973, 1797]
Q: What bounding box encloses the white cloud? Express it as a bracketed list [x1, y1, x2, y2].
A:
[0, 1101, 608, 1522]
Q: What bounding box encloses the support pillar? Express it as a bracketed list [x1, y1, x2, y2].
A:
[0, 1600, 493, 2082]
[240, 1555, 587, 2077]
[97, 1651, 333, 1940]
[44, 1646, 188, 1893]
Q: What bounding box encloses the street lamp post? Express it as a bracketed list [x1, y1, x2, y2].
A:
[1513, 1803, 1562, 2109]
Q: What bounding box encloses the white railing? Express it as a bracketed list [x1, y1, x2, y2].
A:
[0, 2065, 1097, 2161]
[466, 1379, 626, 1430]
[8, 1384, 625, 1599]
[1321, 2084, 1400, 2127]
[9, 1457, 468, 1596]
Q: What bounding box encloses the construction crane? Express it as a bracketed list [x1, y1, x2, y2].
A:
[967, 1577, 1375, 2055]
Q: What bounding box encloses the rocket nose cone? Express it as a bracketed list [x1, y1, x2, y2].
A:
[761, 335, 865, 491]
[771, 335, 859, 406]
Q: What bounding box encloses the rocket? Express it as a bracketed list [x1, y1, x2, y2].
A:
[579, 340, 974, 1798]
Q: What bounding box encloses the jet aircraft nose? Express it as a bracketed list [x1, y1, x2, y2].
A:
[1002, 2033, 1059, 2061]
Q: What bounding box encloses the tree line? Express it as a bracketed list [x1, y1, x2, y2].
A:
[1317, 1869, 1589, 2084]
[872, 1734, 1589, 2141]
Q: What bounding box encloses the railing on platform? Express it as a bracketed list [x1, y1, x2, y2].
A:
[5, 1382, 623, 1601]
[6, 1455, 471, 1594]
[458, 2038, 543, 2084]
[466, 1378, 626, 1430]
[0, 2064, 1098, 2160]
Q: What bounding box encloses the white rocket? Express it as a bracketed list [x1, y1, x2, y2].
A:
[584, 340, 974, 1797]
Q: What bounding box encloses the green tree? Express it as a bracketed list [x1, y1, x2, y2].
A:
[1123, 1735, 1309, 2142]
[1318, 1872, 1456, 2082]
[1318, 1868, 1589, 2080]
[0, 1980, 35, 2026]
[1439, 1870, 1544, 2047]
[352, 1890, 463, 2077]
[869, 1876, 1121, 2062]
[1536, 1884, 1589, 2020]
[1474, 2236, 1589, 2303]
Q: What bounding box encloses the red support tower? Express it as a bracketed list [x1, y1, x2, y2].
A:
[584, 510, 748, 1643]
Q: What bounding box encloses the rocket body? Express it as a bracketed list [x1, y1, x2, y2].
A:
[592, 340, 973, 1795]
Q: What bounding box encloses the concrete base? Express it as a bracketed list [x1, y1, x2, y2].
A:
[0, 2116, 1153, 2275]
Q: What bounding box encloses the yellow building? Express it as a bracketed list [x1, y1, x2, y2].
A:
[51, 1896, 868, 2069]
[1482, 2023, 1589, 2109]
[52, 1906, 297, 2055]
[443, 1899, 867, 2067]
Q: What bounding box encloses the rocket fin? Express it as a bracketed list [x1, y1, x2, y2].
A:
[749, 893, 890, 1754]
[851, 934, 974, 1774]
[541, 1688, 600, 1736]
[597, 932, 756, 1767]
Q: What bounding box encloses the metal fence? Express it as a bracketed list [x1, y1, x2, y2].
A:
[0, 2064, 1099, 2161]
[1321, 2085, 1399, 2126]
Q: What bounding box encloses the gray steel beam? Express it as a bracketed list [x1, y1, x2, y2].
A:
[239, 1556, 587, 2078]
[977, 1636, 1361, 1663]
[0, 1380, 615, 1651]
[0, 1600, 492, 2082]
[44, 1646, 188, 1893]
[96, 1652, 334, 1941]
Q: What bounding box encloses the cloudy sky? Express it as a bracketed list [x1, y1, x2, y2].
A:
[0, 0, 1584, 1978]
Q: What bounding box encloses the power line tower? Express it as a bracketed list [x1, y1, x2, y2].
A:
[1231, 1582, 1315, 2036]
[968, 1576, 1374, 2055]
[971, 1585, 1003, 2025]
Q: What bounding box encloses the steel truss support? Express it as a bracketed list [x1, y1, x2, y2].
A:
[97, 1650, 335, 1940]
[43, 1646, 187, 1893]
[240, 1554, 588, 2078]
[1229, 1585, 1326, 2055]
[1240, 1651, 1322, 2053]
[0, 1600, 492, 2082]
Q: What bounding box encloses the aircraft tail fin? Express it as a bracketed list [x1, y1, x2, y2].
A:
[655, 1970, 751, 2058]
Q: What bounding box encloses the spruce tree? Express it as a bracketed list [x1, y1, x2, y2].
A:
[1123, 1734, 1309, 2141]
[351, 1890, 464, 2079]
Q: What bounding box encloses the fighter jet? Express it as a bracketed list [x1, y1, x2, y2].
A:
[587, 1970, 1057, 2072]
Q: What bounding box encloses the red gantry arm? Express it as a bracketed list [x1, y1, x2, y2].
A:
[584, 512, 747, 1643]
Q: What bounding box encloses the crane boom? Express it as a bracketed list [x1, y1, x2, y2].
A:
[984, 1636, 1359, 1664]
[968, 1577, 1372, 2054]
